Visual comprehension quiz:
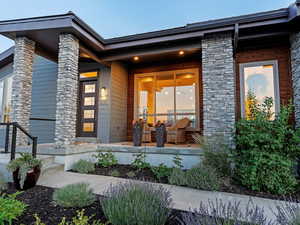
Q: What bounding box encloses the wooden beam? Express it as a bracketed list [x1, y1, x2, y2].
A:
[79, 44, 110, 66]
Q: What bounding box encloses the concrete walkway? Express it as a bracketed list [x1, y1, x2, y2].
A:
[38, 171, 290, 221]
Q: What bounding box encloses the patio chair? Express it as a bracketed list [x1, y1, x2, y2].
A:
[142, 123, 152, 143]
[166, 118, 191, 144]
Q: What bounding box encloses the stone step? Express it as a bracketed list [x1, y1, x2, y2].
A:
[41, 163, 64, 176]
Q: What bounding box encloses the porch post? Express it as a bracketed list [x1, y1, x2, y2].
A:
[54, 34, 79, 148]
[290, 32, 300, 128]
[11, 37, 35, 145]
[201, 33, 235, 143]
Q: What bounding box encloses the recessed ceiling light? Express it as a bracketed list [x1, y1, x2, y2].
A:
[179, 50, 185, 55]
[133, 56, 139, 61]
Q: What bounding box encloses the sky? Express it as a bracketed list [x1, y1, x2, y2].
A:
[0, 0, 292, 53]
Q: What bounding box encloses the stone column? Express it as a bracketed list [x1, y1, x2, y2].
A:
[11, 37, 35, 145]
[202, 33, 235, 143]
[290, 32, 300, 128]
[54, 34, 79, 148]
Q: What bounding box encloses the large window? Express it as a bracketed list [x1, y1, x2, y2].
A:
[0, 75, 13, 122]
[240, 60, 280, 119]
[135, 69, 198, 128]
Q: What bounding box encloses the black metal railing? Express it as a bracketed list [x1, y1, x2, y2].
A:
[0, 122, 38, 160]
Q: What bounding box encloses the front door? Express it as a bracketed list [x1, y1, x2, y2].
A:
[77, 80, 98, 137]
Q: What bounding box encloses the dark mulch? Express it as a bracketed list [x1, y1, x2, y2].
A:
[71, 164, 300, 202]
[71, 164, 169, 184]
[5, 184, 183, 225]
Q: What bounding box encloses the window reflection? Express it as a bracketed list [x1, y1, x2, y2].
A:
[83, 123, 94, 132]
[136, 69, 198, 127]
[243, 64, 277, 119]
[84, 84, 95, 93]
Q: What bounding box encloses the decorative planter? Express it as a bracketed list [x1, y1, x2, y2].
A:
[156, 124, 166, 147]
[12, 166, 41, 190]
[132, 120, 144, 146]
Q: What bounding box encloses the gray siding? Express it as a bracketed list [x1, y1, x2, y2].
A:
[110, 62, 128, 142]
[30, 56, 57, 143]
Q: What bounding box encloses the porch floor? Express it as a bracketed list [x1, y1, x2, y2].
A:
[113, 141, 199, 148]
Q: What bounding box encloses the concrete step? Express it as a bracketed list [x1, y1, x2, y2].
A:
[38, 155, 55, 168]
[41, 163, 64, 176]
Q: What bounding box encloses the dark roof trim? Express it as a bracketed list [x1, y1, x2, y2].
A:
[104, 8, 289, 45]
[0, 46, 14, 68]
[0, 2, 298, 53]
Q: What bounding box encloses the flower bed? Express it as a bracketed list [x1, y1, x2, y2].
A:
[4, 184, 182, 225]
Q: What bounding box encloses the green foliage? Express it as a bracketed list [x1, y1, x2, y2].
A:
[0, 192, 27, 225]
[131, 152, 150, 170]
[102, 182, 172, 225]
[126, 171, 136, 178]
[234, 95, 300, 195]
[33, 210, 107, 225]
[0, 173, 7, 193]
[72, 160, 95, 174]
[172, 154, 183, 169]
[7, 153, 42, 189]
[168, 168, 187, 186]
[109, 170, 120, 177]
[237, 152, 297, 195]
[194, 134, 232, 177]
[93, 152, 118, 168]
[185, 165, 220, 191]
[53, 183, 95, 208]
[150, 163, 172, 181]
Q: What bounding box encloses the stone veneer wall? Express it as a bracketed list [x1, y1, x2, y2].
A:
[202, 33, 235, 142]
[290, 32, 300, 128]
[11, 37, 35, 145]
[55, 34, 79, 148]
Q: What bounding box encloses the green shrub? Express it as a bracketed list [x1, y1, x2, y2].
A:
[72, 160, 95, 174]
[93, 152, 118, 167]
[102, 182, 172, 225]
[172, 154, 183, 169]
[53, 183, 95, 208]
[237, 152, 297, 195]
[33, 210, 107, 225]
[131, 152, 150, 170]
[0, 192, 27, 225]
[151, 163, 172, 181]
[109, 170, 120, 177]
[126, 171, 136, 178]
[0, 173, 7, 193]
[168, 168, 187, 186]
[185, 166, 220, 191]
[234, 95, 300, 195]
[193, 134, 232, 177]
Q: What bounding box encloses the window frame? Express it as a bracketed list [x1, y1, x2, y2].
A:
[134, 68, 199, 128]
[0, 73, 14, 122]
[239, 60, 280, 118]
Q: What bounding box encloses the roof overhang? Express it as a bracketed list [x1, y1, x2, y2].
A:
[0, 1, 299, 64]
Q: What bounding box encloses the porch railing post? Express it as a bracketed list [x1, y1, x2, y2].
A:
[4, 123, 10, 153]
[11, 124, 17, 160]
[32, 137, 37, 158]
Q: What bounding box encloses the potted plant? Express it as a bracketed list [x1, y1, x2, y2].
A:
[7, 153, 42, 190]
[132, 119, 144, 146]
[155, 121, 166, 147]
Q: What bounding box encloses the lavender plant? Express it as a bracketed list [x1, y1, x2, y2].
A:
[101, 182, 172, 225]
[180, 199, 275, 225]
[273, 198, 300, 225]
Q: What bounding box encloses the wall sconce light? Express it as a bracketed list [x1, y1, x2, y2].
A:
[100, 87, 108, 100]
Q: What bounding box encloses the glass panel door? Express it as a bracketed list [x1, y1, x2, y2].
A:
[78, 80, 98, 137]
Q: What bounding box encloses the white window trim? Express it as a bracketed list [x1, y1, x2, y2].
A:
[133, 68, 200, 128]
[239, 60, 280, 118]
